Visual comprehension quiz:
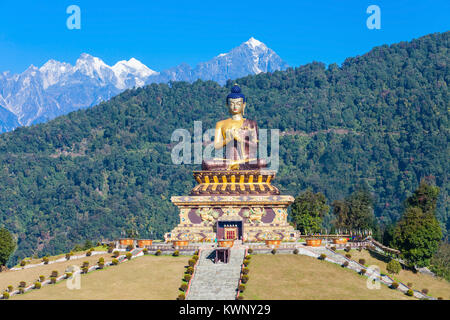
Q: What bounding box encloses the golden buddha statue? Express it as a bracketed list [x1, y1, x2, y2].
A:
[202, 84, 267, 171]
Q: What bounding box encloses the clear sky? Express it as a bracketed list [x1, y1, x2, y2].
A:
[0, 0, 448, 73]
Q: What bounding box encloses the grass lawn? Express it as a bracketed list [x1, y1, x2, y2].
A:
[344, 249, 450, 299]
[1, 253, 113, 292]
[243, 254, 414, 300]
[11, 255, 187, 300]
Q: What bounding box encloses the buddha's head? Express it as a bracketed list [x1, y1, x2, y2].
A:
[226, 84, 246, 115]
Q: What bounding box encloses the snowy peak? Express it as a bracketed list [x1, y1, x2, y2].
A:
[112, 58, 158, 89]
[39, 60, 73, 89]
[244, 37, 266, 49]
[74, 53, 114, 82]
[112, 57, 156, 75]
[192, 36, 289, 80]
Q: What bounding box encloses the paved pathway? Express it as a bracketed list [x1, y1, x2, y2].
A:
[187, 247, 245, 300]
[304, 246, 434, 300]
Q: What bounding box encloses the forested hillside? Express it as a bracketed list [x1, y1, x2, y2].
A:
[0, 32, 448, 265]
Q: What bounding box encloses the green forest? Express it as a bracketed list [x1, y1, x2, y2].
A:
[0, 31, 448, 265]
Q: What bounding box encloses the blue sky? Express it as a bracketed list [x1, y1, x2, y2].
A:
[0, 0, 448, 73]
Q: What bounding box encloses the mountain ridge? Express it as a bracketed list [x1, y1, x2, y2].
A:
[0, 37, 288, 130]
[0, 31, 447, 266]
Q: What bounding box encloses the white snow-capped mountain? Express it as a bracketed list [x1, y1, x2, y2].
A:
[148, 37, 289, 85]
[0, 37, 288, 132]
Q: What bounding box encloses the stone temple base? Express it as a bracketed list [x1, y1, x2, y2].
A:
[164, 195, 300, 242]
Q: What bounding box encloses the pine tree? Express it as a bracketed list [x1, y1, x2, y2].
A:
[290, 189, 329, 234]
[0, 228, 16, 267]
[393, 182, 443, 267]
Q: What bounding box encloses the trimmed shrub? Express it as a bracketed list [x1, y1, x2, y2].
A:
[126, 244, 134, 251]
[173, 250, 180, 257]
[344, 247, 351, 252]
[330, 246, 336, 251]
[20, 260, 26, 267]
[82, 261, 89, 268]
[242, 267, 250, 275]
[155, 249, 162, 256]
[42, 256, 49, 264]
[65, 272, 73, 279]
[360, 269, 367, 275]
[247, 248, 253, 254]
[65, 252, 73, 260]
[7, 285, 13, 292]
[358, 259, 366, 265]
[194, 250, 199, 256]
[50, 277, 57, 284]
[19, 281, 26, 288]
[177, 293, 185, 300]
[271, 249, 277, 255]
[97, 261, 105, 268]
[51, 270, 58, 278]
[319, 254, 327, 260]
[112, 258, 119, 265]
[386, 260, 402, 275]
[406, 289, 414, 296]
[345, 253, 352, 259]
[390, 282, 399, 289]
[421, 288, 429, 295]
[237, 295, 244, 300]
[98, 257, 105, 264]
[342, 261, 349, 267]
[107, 247, 114, 254]
[184, 274, 192, 282]
[188, 259, 196, 267]
[293, 248, 299, 254]
[81, 267, 89, 274]
[113, 251, 120, 258]
[245, 255, 251, 260]
[143, 248, 148, 255]
[34, 282, 41, 289]
[437, 297, 443, 300]
[126, 252, 132, 260]
[3, 292, 10, 299]
[39, 275, 45, 282]
[86, 250, 92, 257]
[192, 255, 199, 261]
[18, 288, 25, 294]
[238, 284, 246, 292]
[243, 259, 250, 266]
[180, 282, 188, 292]
[186, 267, 194, 275]
[241, 274, 249, 283]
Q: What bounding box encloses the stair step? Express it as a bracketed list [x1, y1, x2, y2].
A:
[187, 248, 245, 300]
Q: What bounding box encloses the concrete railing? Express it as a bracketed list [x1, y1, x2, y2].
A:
[184, 249, 201, 299]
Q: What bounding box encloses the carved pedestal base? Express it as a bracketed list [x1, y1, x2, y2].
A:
[164, 195, 300, 242]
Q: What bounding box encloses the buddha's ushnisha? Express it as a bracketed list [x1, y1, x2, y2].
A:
[202, 84, 266, 170]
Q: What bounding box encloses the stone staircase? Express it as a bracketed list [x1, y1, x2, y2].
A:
[187, 247, 245, 300]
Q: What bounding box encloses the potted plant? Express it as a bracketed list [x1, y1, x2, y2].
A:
[217, 239, 234, 247]
[306, 238, 322, 247]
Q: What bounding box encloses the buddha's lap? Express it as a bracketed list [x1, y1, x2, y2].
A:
[201, 159, 267, 170]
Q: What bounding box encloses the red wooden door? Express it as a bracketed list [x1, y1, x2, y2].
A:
[225, 228, 236, 240]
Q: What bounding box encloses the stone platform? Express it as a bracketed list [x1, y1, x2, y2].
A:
[164, 193, 299, 242]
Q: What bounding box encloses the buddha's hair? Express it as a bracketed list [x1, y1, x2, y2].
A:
[226, 84, 246, 104]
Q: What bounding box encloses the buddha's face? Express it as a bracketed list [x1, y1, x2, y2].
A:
[227, 98, 245, 115]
